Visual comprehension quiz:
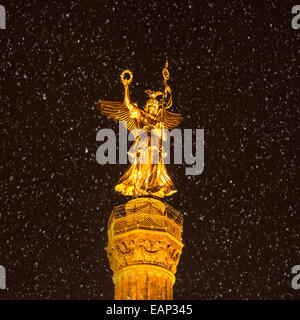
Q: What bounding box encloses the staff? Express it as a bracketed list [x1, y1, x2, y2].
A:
[159, 60, 172, 162]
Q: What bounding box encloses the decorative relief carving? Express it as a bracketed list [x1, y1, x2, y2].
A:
[107, 236, 182, 274]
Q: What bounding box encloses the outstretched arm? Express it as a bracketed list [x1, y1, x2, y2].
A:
[120, 69, 133, 106]
[120, 70, 140, 119]
[95, 69, 141, 132]
[123, 84, 140, 119]
[123, 84, 130, 105]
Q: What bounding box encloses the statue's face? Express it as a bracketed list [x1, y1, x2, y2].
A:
[146, 100, 159, 115]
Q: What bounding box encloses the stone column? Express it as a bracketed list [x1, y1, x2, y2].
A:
[107, 197, 183, 300]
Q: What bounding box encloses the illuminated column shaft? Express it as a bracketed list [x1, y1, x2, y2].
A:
[114, 266, 173, 300]
[107, 198, 183, 300]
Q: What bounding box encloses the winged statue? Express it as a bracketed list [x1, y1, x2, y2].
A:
[95, 61, 182, 198]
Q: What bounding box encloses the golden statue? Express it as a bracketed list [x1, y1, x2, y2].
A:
[96, 61, 182, 198]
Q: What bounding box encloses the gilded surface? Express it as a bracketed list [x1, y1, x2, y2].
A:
[96, 61, 182, 198]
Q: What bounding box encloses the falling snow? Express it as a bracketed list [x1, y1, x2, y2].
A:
[0, 1, 299, 299]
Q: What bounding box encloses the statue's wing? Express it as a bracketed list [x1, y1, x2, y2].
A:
[160, 109, 183, 130]
[96, 100, 137, 131]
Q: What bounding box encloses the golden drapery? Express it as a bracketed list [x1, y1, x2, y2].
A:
[96, 65, 182, 198]
[115, 118, 177, 198]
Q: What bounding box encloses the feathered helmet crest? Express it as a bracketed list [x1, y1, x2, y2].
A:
[144, 90, 163, 114]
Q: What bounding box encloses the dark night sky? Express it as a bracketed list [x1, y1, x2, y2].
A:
[0, 1, 299, 299]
